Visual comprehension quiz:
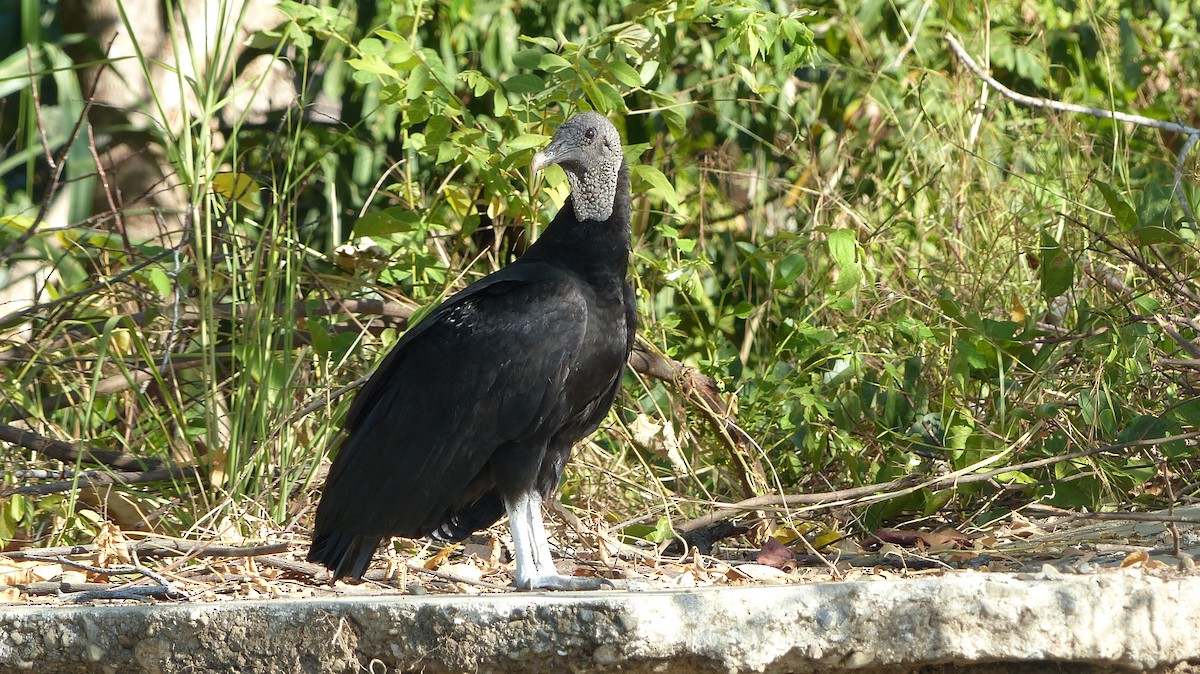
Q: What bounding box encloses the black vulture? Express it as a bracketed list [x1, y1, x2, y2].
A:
[308, 112, 635, 590]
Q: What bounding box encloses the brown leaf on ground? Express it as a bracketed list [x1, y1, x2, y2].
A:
[1005, 512, 1043, 538]
[728, 563, 790, 583]
[0, 557, 64, 586]
[91, 521, 132, 570]
[438, 562, 484, 583]
[869, 527, 972, 551]
[922, 527, 974, 550]
[1120, 550, 1150, 568]
[756, 536, 797, 571]
[422, 544, 457, 570]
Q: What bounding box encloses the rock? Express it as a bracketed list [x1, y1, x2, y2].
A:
[1, 573, 1198, 672]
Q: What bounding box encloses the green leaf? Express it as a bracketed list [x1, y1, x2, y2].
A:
[0, 214, 36, 233]
[1096, 181, 1140, 231]
[1165, 398, 1200, 428]
[512, 49, 543, 69]
[406, 64, 430, 100]
[459, 70, 493, 97]
[8, 493, 27, 520]
[777, 253, 806, 286]
[1038, 230, 1075, 300]
[734, 63, 760, 93]
[424, 115, 452, 147]
[631, 164, 680, 212]
[639, 61, 660, 86]
[608, 61, 642, 88]
[308, 316, 331, 358]
[148, 267, 173, 299]
[521, 36, 559, 51]
[407, 95, 431, 123]
[358, 37, 385, 56]
[436, 141, 459, 165]
[538, 53, 573, 71]
[353, 209, 421, 236]
[503, 74, 544, 94]
[604, 81, 629, 111]
[506, 133, 549, 153]
[1133, 226, 1184, 247]
[644, 515, 674, 543]
[346, 56, 397, 78]
[211, 172, 262, 210]
[1118, 414, 1187, 458]
[827, 229, 862, 293]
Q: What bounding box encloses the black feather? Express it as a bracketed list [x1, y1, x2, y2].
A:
[308, 114, 635, 580]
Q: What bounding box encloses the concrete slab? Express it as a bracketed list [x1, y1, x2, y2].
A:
[2, 571, 1198, 673]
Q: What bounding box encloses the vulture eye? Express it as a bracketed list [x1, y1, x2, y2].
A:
[584, 127, 596, 143]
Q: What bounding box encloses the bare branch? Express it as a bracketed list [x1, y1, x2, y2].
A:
[0, 422, 166, 471]
[674, 430, 1200, 535]
[4, 552, 183, 599]
[944, 32, 1200, 222]
[630, 339, 770, 498]
[4, 466, 202, 496]
[19, 538, 289, 559]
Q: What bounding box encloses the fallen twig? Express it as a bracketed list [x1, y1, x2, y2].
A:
[63, 585, 176, 602]
[18, 538, 289, 559]
[257, 554, 512, 591]
[675, 429, 1200, 537]
[1023, 505, 1200, 526]
[6, 552, 184, 600]
[0, 423, 167, 471]
[16, 581, 111, 596]
[5, 466, 202, 496]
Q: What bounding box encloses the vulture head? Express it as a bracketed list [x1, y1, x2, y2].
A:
[531, 112, 624, 223]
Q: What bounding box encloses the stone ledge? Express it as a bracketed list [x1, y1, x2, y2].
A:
[2, 572, 1198, 673]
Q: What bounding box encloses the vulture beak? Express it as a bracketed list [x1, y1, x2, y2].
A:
[530, 145, 557, 173]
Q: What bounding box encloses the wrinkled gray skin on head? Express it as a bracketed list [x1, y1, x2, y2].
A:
[531, 112, 624, 223]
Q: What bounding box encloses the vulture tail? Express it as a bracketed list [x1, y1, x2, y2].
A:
[307, 531, 381, 581]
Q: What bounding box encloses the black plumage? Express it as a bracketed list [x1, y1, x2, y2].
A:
[308, 112, 635, 590]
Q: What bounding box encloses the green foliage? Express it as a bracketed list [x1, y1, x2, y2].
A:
[2, 0, 1199, 552]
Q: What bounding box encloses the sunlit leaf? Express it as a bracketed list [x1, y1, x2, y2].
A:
[631, 164, 680, 212]
[607, 61, 642, 88]
[211, 172, 262, 210]
[827, 229, 861, 293]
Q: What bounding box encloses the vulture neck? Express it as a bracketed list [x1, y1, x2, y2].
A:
[528, 160, 631, 284]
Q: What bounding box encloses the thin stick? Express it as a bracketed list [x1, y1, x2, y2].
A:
[888, 0, 934, 70]
[5, 553, 183, 599]
[4, 467, 201, 496]
[1023, 504, 1200, 526]
[63, 586, 176, 602]
[944, 33, 1200, 222]
[17, 538, 289, 559]
[945, 33, 1199, 135]
[256, 555, 512, 592]
[0, 422, 167, 471]
[26, 45, 56, 171]
[674, 430, 1200, 533]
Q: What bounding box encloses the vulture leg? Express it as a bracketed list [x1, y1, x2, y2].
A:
[506, 491, 609, 590]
